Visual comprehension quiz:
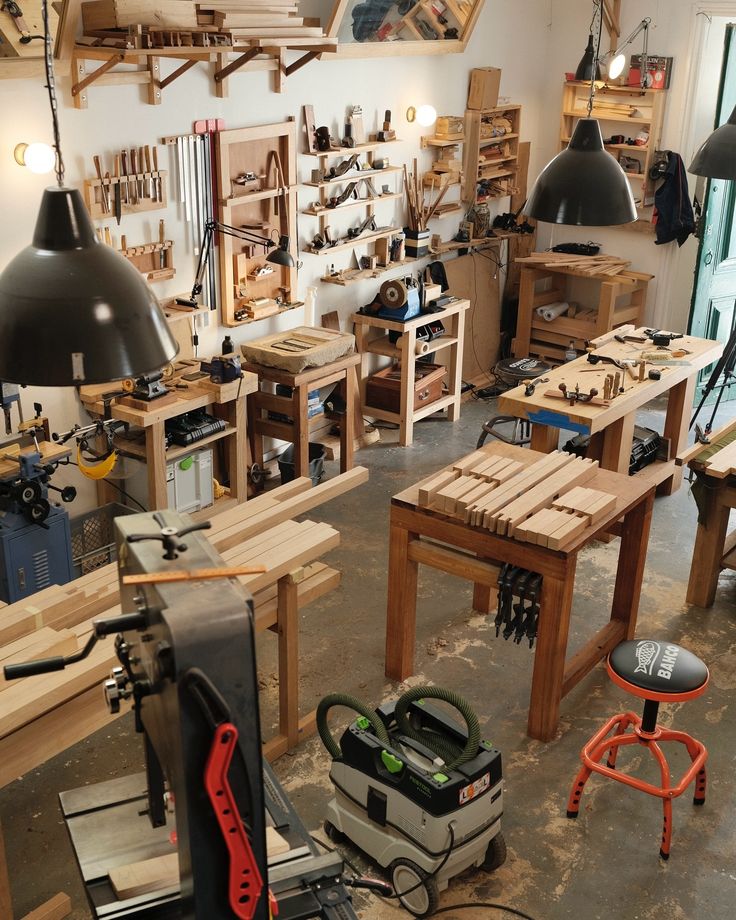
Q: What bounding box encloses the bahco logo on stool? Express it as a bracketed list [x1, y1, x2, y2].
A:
[634, 640, 680, 680]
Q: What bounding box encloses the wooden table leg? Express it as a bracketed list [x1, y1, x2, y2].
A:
[145, 421, 168, 510]
[660, 374, 697, 496]
[686, 485, 732, 607]
[295, 384, 309, 478]
[527, 562, 576, 741]
[601, 413, 636, 475]
[472, 575, 496, 614]
[385, 518, 419, 680]
[447, 308, 464, 422]
[399, 327, 418, 447]
[217, 393, 246, 502]
[340, 368, 355, 472]
[611, 490, 654, 632]
[530, 423, 559, 453]
[277, 571, 300, 748]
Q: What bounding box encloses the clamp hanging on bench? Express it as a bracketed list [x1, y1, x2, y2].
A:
[495, 565, 543, 649]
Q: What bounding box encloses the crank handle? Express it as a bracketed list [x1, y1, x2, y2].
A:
[343, 877, 394, 896]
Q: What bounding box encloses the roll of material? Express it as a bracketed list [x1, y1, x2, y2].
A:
[415, 340, 430, 356]
[536, 301, 570, 322]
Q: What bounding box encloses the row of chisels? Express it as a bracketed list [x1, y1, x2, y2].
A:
[92, 145, 163, 223]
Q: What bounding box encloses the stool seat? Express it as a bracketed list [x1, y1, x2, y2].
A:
[608, 640, 709, 701]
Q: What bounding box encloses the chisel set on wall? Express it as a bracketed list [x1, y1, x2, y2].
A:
[86, 145, 166, 223]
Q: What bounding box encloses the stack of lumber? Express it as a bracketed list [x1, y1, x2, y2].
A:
[519, 251, 631, 277]
[0, 467, 367, 788]
[197, 1, 330, 43]
[417, 451, 614, 548]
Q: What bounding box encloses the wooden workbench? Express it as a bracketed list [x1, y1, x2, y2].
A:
[498, 329, 723, 495]
[79, 374, 258, 510]
[352, 298, 469, 447]
[0, 441, 70, 479]
[385, 442, 655, 741]
[677, 419, 736, 606]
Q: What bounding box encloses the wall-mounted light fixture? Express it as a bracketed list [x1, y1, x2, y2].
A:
[603, 17, 651, 83]
[14, 142, 56, 174]
[406, 105, 437, 127]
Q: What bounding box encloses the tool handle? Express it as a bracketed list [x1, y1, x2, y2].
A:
[93, 154, 104, 180]
[152, 145, 159, 171]
[4, 656, 65, 680]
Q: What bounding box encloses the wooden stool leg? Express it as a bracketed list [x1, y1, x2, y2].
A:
[472, 582, 495, 614]
[277, 571, 300, 749]
[340, 369, 355, 472]
[528, 567, 575, 741]
[385, 519, 419, 680]
[530, 423, 559, 453]
[294, 385, 309, 478]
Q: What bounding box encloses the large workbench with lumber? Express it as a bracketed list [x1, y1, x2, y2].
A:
[384, 443, 654, 742]
[352, 297, 469, 447]
[512, 252, 653, 362]
[79, 373, 258, 510]
[0, 467, 367, 788]
[498, 328, 723, 496]
[677, 420, 736, 607]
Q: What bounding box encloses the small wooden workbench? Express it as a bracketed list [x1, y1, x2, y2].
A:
[352, 297, 469, 447]
[79, 375, 258, 510]
[385, 443, 655, 741]
[678, 419, 736, 607]
[498, 329, 723, 495]
[244, 353, 360, 479]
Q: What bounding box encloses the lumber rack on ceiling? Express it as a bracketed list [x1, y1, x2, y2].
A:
[70, 39, 336, 106]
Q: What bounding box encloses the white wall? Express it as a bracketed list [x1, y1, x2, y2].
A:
[0, 0, 554, 510]
[543, 1, 736, 332]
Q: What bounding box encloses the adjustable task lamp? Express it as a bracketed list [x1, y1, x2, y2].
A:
[527, 0, 636, 226]
[0, 0, 178, 386]
[603, 17, 652, 84]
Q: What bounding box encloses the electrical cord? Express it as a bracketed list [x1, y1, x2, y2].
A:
[433, 903, 538, 920]
[66, 459, 148, 512]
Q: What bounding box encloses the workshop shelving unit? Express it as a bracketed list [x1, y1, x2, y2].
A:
[215, 119, 299, 328]
[462, 103, 521, 204]
[559, 81, 667, 227]
[300, 138, 405, 270]
[420, 119, 465, 221]
[512, 258, 653, 362]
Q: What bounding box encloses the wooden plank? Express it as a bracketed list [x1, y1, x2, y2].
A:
[455, 479, 497, 515]
[20, 892, 72, 920]
[704, 440, 736, 479]
[452, 450, 488, 474]
[110, 853, 179, 900]
[417, 470, 458, 506]
[547, 513, 591, 551]
[407, 540, 500, 585]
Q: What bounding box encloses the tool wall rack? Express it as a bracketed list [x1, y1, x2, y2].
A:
[300, 137, 404, 261]
[419, 120, 465, 221]
[83, 171, 168, 220]
[120, 239, 175, 283]
[215, 119, 300, 328]
[69, 38, 336, 107]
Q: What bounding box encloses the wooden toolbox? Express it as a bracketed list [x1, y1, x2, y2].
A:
[366, 363, 446, 414]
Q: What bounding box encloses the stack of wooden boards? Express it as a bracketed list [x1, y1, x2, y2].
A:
[677, 421, 736, 478]
[0, 468, 367, 788]
[79, 0, 332, 48]
[519, 251, 631, 277]
[417, 450, 616, 549]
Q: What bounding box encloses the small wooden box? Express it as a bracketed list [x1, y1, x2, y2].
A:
[467, 67, 502, 110]
[366, 363, 446, 414]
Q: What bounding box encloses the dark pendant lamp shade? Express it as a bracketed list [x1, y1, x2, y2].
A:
[266, 235, 295, 267]
[575, 34, 601, 82]
[689, 104, 736, 179]
[0, 187, 179, 386]
[526, 118, 638, 226]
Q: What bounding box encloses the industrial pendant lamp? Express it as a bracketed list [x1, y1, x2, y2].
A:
[0, 1, 178, 387]
[689, 104, 736, 179]
[526, 0, 636, 226]
[575, 34, 601, 82]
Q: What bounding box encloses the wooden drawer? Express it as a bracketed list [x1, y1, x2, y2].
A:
[366, 363, 446, 414]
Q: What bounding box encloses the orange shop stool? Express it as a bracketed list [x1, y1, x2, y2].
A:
[566, 639, 709, 860]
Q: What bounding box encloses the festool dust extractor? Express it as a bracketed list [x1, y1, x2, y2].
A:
[317, 686, 505, 918]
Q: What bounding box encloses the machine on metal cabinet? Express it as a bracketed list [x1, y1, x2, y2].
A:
[3, 511, 367, 919]
[0, 416, 76, 602]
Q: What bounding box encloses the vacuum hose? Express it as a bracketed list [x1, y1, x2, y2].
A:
[317, 686, 481, 773]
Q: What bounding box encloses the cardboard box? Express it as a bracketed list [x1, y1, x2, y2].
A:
[627, 54, 673, 90]
[467, 67, 502, 110]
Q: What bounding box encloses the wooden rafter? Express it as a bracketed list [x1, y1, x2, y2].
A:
[602, 0, 622, 52]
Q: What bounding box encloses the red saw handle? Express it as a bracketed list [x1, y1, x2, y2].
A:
[205, 722, 264, 919]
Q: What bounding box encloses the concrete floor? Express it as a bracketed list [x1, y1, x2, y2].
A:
[3, 395, 736, 920]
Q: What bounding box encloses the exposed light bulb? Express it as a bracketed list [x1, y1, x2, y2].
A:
[416, 105, 437, 127]
[14, 142, 56, 174]
[608, 52, 626, 80]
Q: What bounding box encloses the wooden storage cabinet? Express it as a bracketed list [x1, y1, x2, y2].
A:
[366, 363, 446, 413]
[512, 259, 653, 362]
[560, 81, 666, 225]
[462, 103, 521, 204]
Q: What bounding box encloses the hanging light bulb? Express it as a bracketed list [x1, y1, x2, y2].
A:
[14, 142, 56, 174]
[416, 105, 438, 127]
[0, 0, 178, 386]
[607, 52, 627, 80]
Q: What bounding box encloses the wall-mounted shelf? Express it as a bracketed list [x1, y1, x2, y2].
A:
[304, 226, 401, 255]
[302, 165, 403, 189]
[463, 103, 522, 204]
[302, 192, 403, 216]
[84, 170, 167, 219]
[303, 139, 402, 158]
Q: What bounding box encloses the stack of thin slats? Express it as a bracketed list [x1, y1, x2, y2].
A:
[197, 1, 329, 41]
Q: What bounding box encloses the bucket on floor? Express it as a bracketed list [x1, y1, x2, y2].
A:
[278, 442, 326, 486]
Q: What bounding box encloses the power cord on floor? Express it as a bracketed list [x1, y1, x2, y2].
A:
[434, 903, 538, 919]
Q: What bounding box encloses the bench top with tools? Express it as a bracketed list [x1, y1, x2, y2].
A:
[385, 442, 655, 741]
[498, 327, 723, 435]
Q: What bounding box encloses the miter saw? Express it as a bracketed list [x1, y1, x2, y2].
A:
[3, 511, 369, 919]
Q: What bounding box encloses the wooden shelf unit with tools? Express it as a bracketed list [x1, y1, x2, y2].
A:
[512, 252, 653, 363]
[85, 146, 166, 221]
[462, 103, 521, 204]
[119, 220, 175, 283]
[215, 119, 299, 327]
[420, 116, 465, 220]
